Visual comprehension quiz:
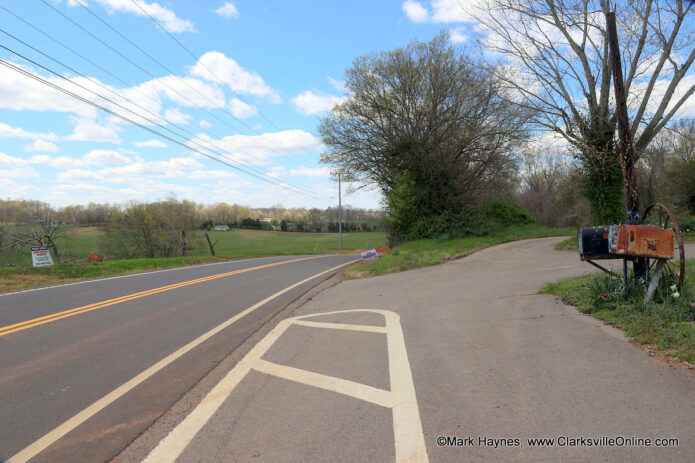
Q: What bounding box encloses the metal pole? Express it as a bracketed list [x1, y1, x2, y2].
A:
[338, 172, 343, 251]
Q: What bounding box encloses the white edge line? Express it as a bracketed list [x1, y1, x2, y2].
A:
[7, 259, 358, 463]
[0, 254, 332, 298]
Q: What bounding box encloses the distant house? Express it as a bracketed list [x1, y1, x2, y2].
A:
[213, 225, 229, 231]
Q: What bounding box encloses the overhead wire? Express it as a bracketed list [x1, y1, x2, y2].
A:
[127, 0, 283, 132]
[0, 24, 325, 198]
[68, 0, 301, 161]
[36, 0, 330, 198]
[0, 52, 328, 201]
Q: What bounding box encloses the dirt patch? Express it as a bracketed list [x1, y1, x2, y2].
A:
[628, 339, 695, 375]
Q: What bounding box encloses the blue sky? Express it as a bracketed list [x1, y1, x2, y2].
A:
[0, 0, 468, 210]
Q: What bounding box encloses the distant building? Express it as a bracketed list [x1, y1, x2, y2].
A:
[213, 225, 229, 231]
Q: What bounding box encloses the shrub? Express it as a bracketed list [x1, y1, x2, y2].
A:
[484, 200, 535, 228]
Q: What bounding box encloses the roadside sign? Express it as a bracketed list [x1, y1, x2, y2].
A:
[31, 246, 54, 267]
[361, 248, 378, 263]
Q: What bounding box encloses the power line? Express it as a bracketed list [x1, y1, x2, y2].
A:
[39, 0, 248, 136]
[36, 0, 328, 196]
[0, 28, 324, 198]
[0, 5, 329, 198]
[128, 0, 283, 132]
[72, 0, 267, 136]
[0, 56, 328, 201]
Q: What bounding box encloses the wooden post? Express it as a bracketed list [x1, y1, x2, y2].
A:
[645, 259, 665, 306]
[205, 229, 215, 256]
[606, 11, 640, 215]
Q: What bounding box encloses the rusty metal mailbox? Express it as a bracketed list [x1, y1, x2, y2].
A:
[610, 224, 674, 259]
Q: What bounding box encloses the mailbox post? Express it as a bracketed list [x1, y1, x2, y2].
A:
[577, 203, 686, 304]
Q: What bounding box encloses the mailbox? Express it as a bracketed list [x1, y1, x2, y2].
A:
[578, 226, 614, 261]
[611, 224, 674, 259]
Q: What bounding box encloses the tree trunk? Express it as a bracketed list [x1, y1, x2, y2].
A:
[204, 230, 215, 256]
[46, 235, 60, 262]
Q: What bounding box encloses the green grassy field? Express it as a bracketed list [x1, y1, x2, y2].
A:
[0, 227, 387, 292]
[344, 224, 574, 278]
[543, 260, 695, 364]
[3, 227, 387, 265]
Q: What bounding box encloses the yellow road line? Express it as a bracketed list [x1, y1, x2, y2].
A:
[0, 256, 321, 338]
[7, 260, 358, 463]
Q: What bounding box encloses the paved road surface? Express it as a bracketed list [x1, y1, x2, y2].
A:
[117, 238, 695, 463]
[0, 254, 357, 463]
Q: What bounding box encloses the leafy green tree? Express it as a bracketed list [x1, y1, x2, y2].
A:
[320, 32, 529, 241]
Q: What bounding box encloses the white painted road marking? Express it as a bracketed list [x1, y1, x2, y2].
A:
[143, 309, 429, 463]
[7, 260, 356, 463]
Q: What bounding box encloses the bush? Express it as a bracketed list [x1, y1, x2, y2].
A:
[484, 200, 535, 228]
[385, 171, 487, 245]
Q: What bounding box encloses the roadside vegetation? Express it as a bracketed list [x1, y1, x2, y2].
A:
[0, 228, 387, 293]
[543, 261, 695, 364]
[345, 224, 574, 279]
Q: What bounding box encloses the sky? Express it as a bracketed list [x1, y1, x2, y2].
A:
[1, 1, 692, 211]
[0, 0, 477, 210]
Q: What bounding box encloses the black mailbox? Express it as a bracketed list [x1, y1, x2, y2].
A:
[578, 226, 615, 261]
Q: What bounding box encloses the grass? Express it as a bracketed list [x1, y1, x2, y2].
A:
[344, 224, 574, 278]
[555, 235, 578, 251]
[0, 228, 387, 293]
[543, 260, 695, 364]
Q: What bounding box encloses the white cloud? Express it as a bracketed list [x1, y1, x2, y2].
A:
[0, 123, 58, 141]
[289, 166, 331, 178]
[403, 0, 429, 22]
[402, 0, 478, 23]
[82, 149, 131, 166]
[450, 27, 468, 43]
[80, 0, 195, 33]
[0, 61, 96, 117]
[327, 77, 347, 93]
[135, 139, 167, 148]
[229, 98, 258, 118]
[24, 140, 59, 153]
[30, 155, 83, 169]
[191, 52, 282, 103]
[0, 166, 37, 179]
[65, 118, 122, 144]
[164, 108, 193, 124]
[214, 2, 239, 18]
[193, 130, 322, 165]
[98, 156, 204, 180]
[0, 152, 28, 167]
[140, 76, 226, 109]
[291, 90, 344, 116]
[200, 119, 212, 129]
[57, 168, 103, 183]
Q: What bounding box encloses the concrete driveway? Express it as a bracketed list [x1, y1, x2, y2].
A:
[117, 238, 695, 463]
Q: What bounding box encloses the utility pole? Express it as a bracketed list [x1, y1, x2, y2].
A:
[606, 11, 640, 217]
[338, 171, 343, 251]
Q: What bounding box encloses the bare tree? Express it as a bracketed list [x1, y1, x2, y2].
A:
[0, 202, 62, 262]
[471, 0, 695, 221]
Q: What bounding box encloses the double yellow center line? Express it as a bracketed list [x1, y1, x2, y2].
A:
[0, 256, 321, 338]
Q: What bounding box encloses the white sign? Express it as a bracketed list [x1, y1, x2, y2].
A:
[361, 248, 378, 263]
[31, 246, 54, 267]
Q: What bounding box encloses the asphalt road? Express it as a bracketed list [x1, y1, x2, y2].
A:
[116, 238, 695, 463]
[0, 254, 357, 463]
